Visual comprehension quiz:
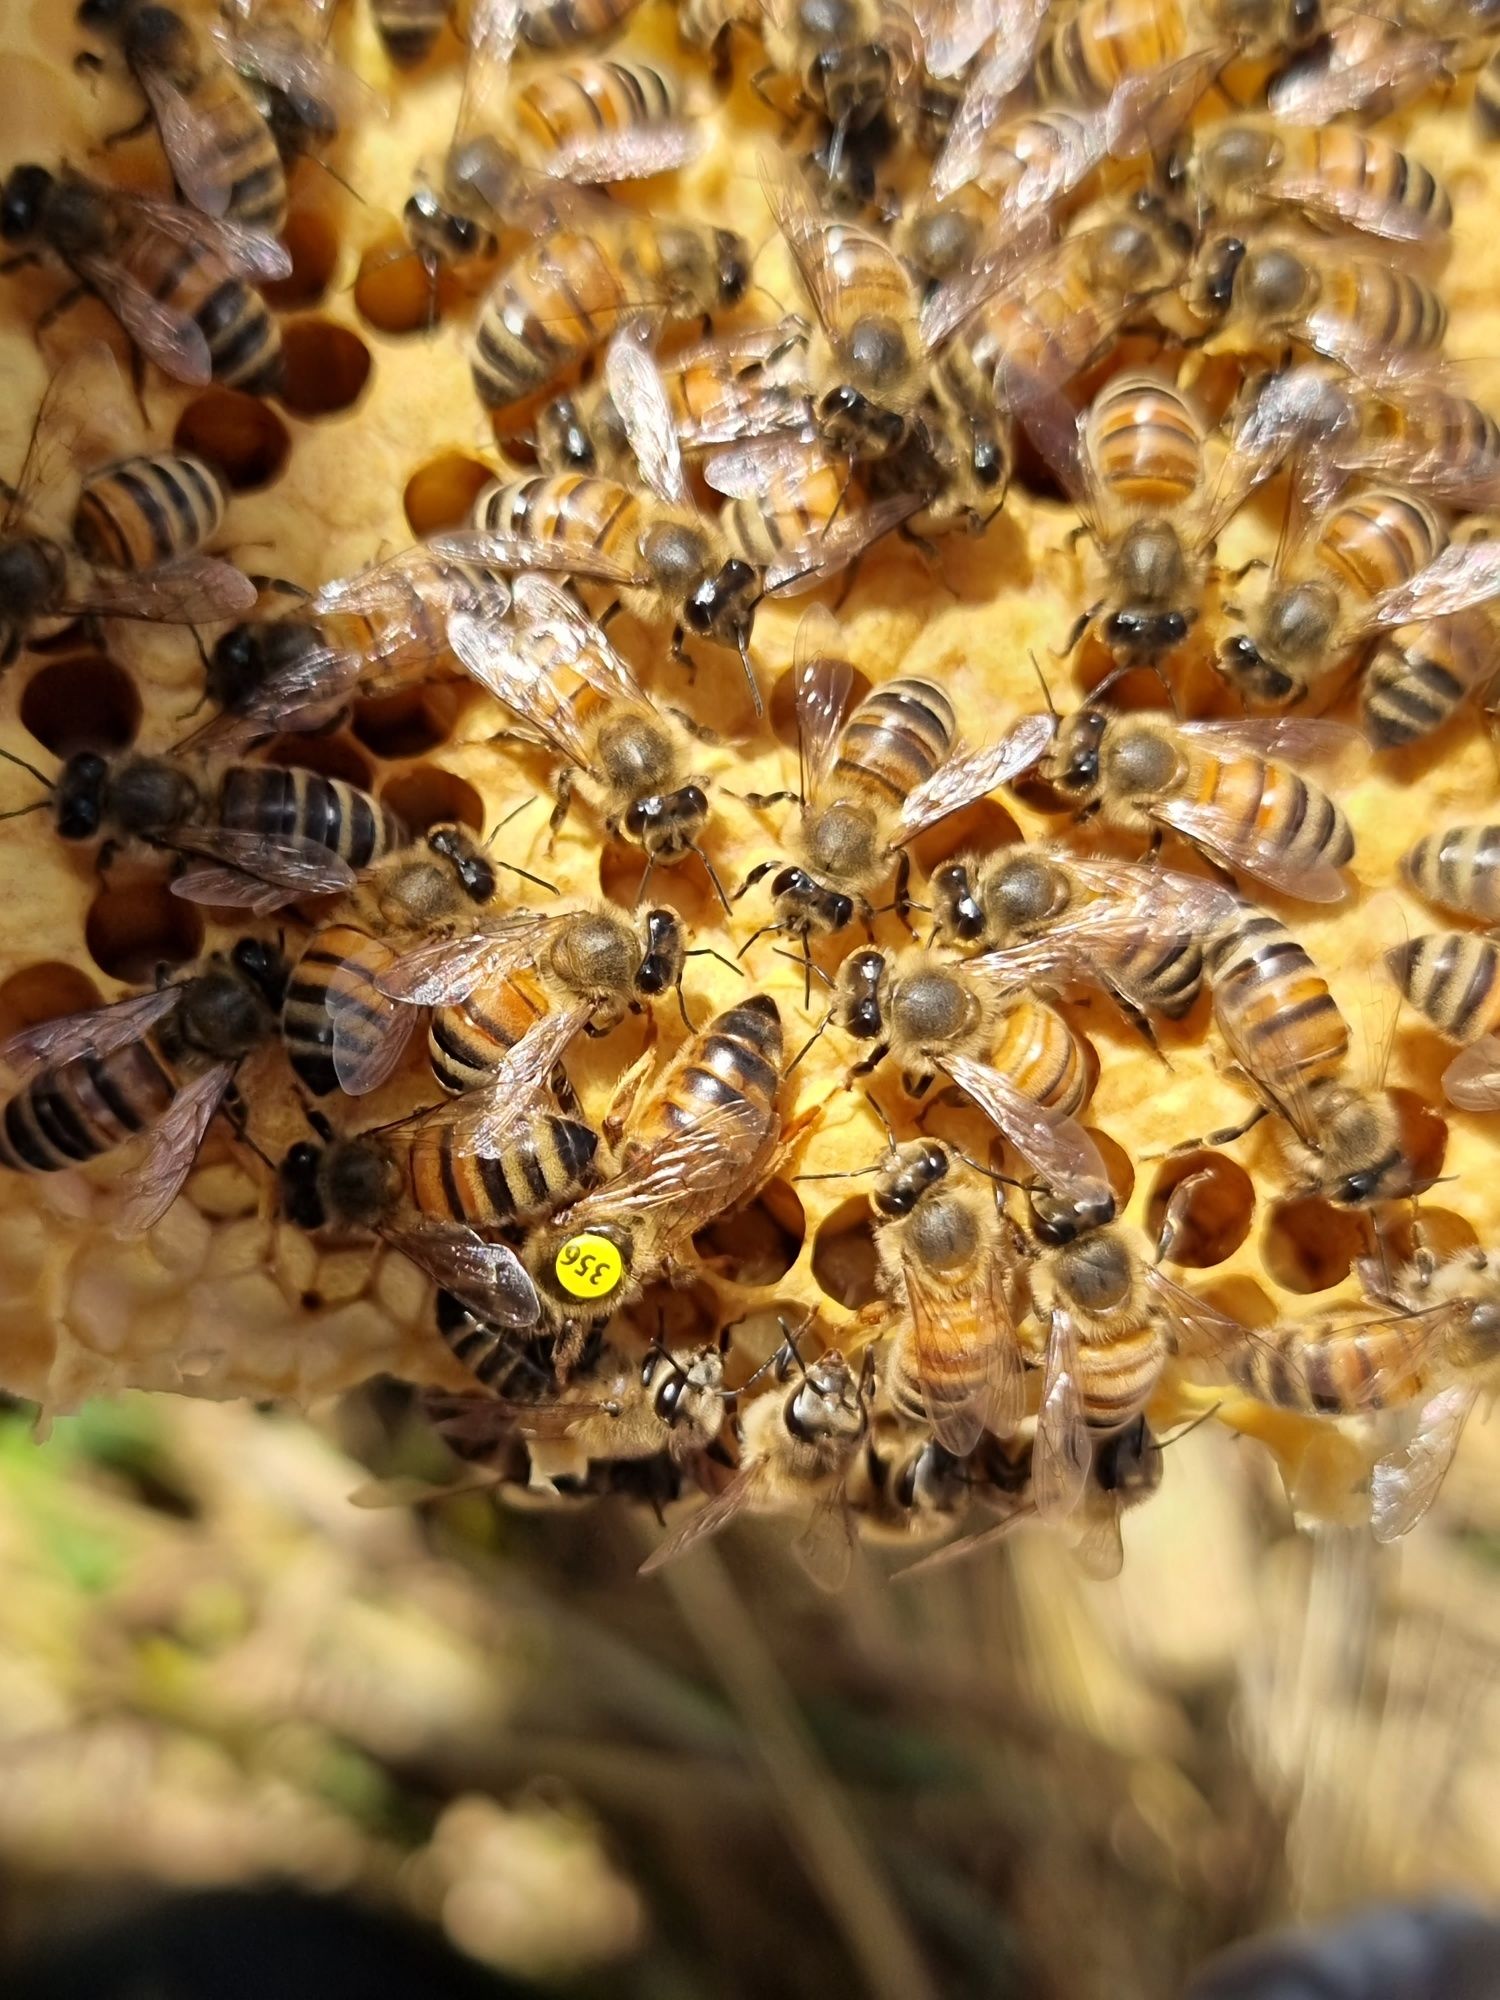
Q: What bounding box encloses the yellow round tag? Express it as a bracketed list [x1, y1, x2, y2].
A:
[554, 1232, 625, 1301]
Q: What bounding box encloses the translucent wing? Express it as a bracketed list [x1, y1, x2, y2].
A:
[73, 252, 213, 386]
[376, 912, 569, 1006]
[638, 1462, 765, 1573]
[549, 123, 705, 185]
[1033, 1308, 1090, 1524]
[1067, 1498, 1125, 1581]
[1002, 364, 1097, 523]
[215, 23, 386, 132]
[913, 0, 1018, 77]
[763, 492, 926, 594]
[703, 425, 840, 499]
[1175, 716, 1367, 772]
[510, 573, 652, 711]
[561, 1099, 771, 1239]
[324, 936, 417, 1096]
[1371, 1383, 1477, 1543]
[1100, 50, 1222, 163]
[1208, 364, 1355, 530]
[1367, 541, 1500, 629]
[900, 1247, 1022, 1454]
[119, 192, 292, 282]
[672, 318, 813, 448]
[382, 1223, 541, 1327]
[1268, 18, 1445, 124]
[222, 634, 363, 724]
[314, 546, 510, 625]
[169, 865, 308, 915]
[791, 1483, 857, 1593]
[65, 554, 258, 623]
[895, 713, 1058, 842]
[1209, 959, 1329, 1145]
[1142, 1266, 1258, 1369]
[1270, 166, 1447, 247]
[110, 1061, 233, 1236]
[759, 159, 851, 338]
[430, 528, 641, 589]
[438, 1008, 590, 1149]
[1153, 793, 1351, 904]
[447, 611, 596, 769]
[167, 826, 359, 900]
[604, 327, 689, 506]
[930, 0, 1051, 187]
[5, 343, 131, 532]
[791, 605, 853, 803]
[455, 0, 520, 138]
[135, 67, 241, 218]
[1441, 1035, 1500, 1110]
[0, 985, 180, 1080]
[916, 210, 1054, 355]
[940, 1047, 1108, 1199]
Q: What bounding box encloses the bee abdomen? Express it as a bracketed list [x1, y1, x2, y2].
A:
[1206, 910, 1349, 1084]
[1403, 822, 1500, 920]
[217, 766, 404, 871]
[1115, 930, 1204, 1017]
[1087, 374, 1202, 509]
[1079, 1324, 1163, 1427]
[1316, 487, 1443, 602]
[73, 452, 225, 571]
[1361, 614, 1492, 749]
[371, 0, 447, 66]
[1391, 931, 1500, 1042]
[281, 924, 393, 1097]
[0, 1040, 177, 1174]
[515, 58, 676, 150]
[834, 678, 957, 806]
[990, 998, 1090, 1114]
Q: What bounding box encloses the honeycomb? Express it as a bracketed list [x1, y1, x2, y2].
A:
[1, 0, 1499, 1548]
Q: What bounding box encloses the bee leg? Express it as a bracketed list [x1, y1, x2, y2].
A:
[72, 50, 104, 76]
[101, 109, 156, 149]
[604, 1045, 657, 1147]
[844, 1043, 889, 1084]
[666, 707, 722, 747]
[1103, 980, 1170, 1066]
[1055, 607, 1096, 659]
[548, 769, 574, 852]
[749, 67, 793, 128]
[0, 253, 40, 275]
[33, 285, 87, 336]
[1151, 1104, 1269, 1159]
[732, 790, 798, 813]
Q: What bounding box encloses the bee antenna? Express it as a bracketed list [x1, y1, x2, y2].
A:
[0, 800, 48, 820]
[1151, 1403, 1222, 1452]
[737, 632, 764, 717]
[0, 744, 54, 788]
[675, 976, 696, 1032]
[863, 1091, 896, 1150]
[686, 944, 744, 977]
[736, 918, 783, 960]
[496, 857, 560, 893]
[691, 843, 732, 916]
[487, 796, 542, 841]
[1027, 650, 1058, 721]
[634, 852, 656, 908]
[786, 1012, 831, 1074]
[770, 945, 832, 988]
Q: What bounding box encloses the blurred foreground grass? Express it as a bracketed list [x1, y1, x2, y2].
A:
[0, 1390, 1495, 1999]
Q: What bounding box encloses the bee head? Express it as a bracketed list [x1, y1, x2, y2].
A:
[622, 785, 709, 860]
[835, 946, 887, 1040]
[229, 934, 291, 1013]
[206, 621, 274, 710]
[643, 1342, 725, 1433]
[54, 750, 107, 840]
[0, 537, 59, 619]
[1103, 605, 1193, 660]
[1029, 1182, 1118, 1245]
[873, 1140, 950, 1217]
[683, 557, 758, 651]
[819, 381, 905, 456]
[713, 229, 751, 307]
[0, 165, 51, 241]
[1195, 233, 1248, 315]
[425, 822, 494, 903]
[770, 865, 855, 939]
[1094, 1416, 1163, 1500]
[929, 859, 986, 943]
[279, 1141, 327, 1231]
[1049, 708, 1110, 797]
[1218, 629, 1298, 705]
[634, 907, 686, 999]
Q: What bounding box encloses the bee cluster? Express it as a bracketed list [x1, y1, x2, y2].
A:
[1, 0, 1499, 1582]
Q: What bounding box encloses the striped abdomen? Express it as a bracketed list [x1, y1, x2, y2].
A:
[72, 453, 224, 570]
[1313, 486, 1444, 604]
[1182, 745, 1355, 878]
[371, 0, 447, 66]
[631, 993, 781, 1151]
[1077, 1317, 1167, 1430]
[161, 65, 286, 230]
[1361, 609, 1495, 749]
[971, 107, 1096, 199]
[215, 765, 405, 871]
[1278, 127, 1452, 238]
[1228, 1317, 1429, 1415]
[111, 201, 282, 393]
[1102, 910, 1204, 1019]
[990, 998, 1091, 1115]
[281, 923, 396, 1096]
[428, 972, 550, 1094]
[1086, 373, 1203, 512]
[1363, 385, 1500, 501]
[470, 233, 633, 413]
[473, 473, 642, 567]
[1316, 260, 1447, 356]
[1402, 821, 1500, 921]
[1034, 0, 1187, 102]
[723, 450, 844, 569]
[345, 554, 512, 691]
[0, 1032, 178, 1174]
[1390, 931, 1500, 1044]
[1205, 906, 1349, 1112]
[822, 220, 919, 338]
[962, 256, 1123, 392]
[514, 58, 679, 159]
[518, 0, 644, 46]
[406, 1108, 598, 1228]
[832, 678, 956, 810]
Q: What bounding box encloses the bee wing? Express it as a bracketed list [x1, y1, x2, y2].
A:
[900, 1247, 1022, 1454]
[66, 554, 259, 623]
[456, 0, 520, 137]
[763, 492, 927, 595]
[930, 0, 1051, 186]
[1033, 1307, 1091, 1524]
[791, 605, 854, 803]
[438, 1009, 591, 1151]
[1101, 50, 1222, 162]
[916, 208, 1055, 355]
[791, 1482, 857, 1593]
[1049, 853, 1240, 929]
[447, 611, 595, 768]
[1001, 364, 1098, 524]
[639, 1461, 765, 1573]
[759, 158, 850, 339]
[1367, 541, 1500, 629]
[430, 528, 641, 590]
[563, 1099, 770, 1237]
[383, 1223, 542, 1328]
[1208, 964, 1328, 1145]
[1141, 1266, 1256, 1368]
[604, 327, 689, 506]
[5, 343, 129, 531]
[939, 1047, 1109, 1200]
[71, 252, 214, 387]
[132, 68, 239, 219]
[1268, 19, 1444, 125]
[0, 985, 181, 1081]
[1067, 1498, 1125, 1581]
[1206, 366, 1354, 535]
[109, 1060, 233, 1237]
[674, 320, 813, 448]
[549, 123, 705, 185]
[315, 545, 494, 622]
[1175, 716, 1367, 774]
[1371, 1382, 1477, 1543]
[894, 713, 1059, 843]
[511, 574, 653, 710]
[703, 425, 827, 499]
[1152, 798, 1350, 903]
[376, 913, 568, 1005]
[214, 24, 385, 131]
[230, 637, 363, 724]
[168, 866, 306, 915]
[914, 0, 1023, 77]
[119, 192, 292, 282]
[1441, 1035, 1500, 1110]
[1269, 166, 1446, 247]
[323, 937, 418, 1097]
[167, 826, 359, 902]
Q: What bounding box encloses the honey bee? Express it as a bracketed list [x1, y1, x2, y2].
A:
[1267, 0, 1495, 123]
[829, 947, 1108, 1196]
[374, 901, 691, 1097]
[1359, 532, 1500, 749]
[681, 0, 921, 181]
[1042, 709, 1360, 903]
[215, 0, 380, 170]
[640, 1333, 869, 1589]
[869, 1138, 1024, 1453]
[1189, 228, 1449, 380]
[1013, 368, 1268, 668]
[204, 546, 514, 745]
[1207, 1246, 1500, 1540]
[464, 205, 749, 420]
[1198, 898, 1431, 1208]
[1402, 821, 1500, 924]
[928, 849, 1227, 1050]
[520, 993, 785, 1346]
[448, 574, 727, 906]
[846, 1419, 970, 1546]
[76, 0, 287, 231]
[736, 604, 1057, 982]
[1388, 930, 1500, 1109]
[0, 936, 286, 1234]
[1032, 0, 1323, 104]
[281, 824, 510, 1098]
[277, 1015, 594, 1325]
[0, 165, 288, 393]
[441, 333, 763, 711]
[0, 745, 406, 913]
[0, 350, 257, 665]
[1162, 119, 1451, 249]
[1217, 487, 1500, 709]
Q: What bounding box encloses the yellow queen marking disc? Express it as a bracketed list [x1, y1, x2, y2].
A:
[554, 1232, 625, 1301]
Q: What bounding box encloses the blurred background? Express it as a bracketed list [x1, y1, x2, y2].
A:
[0, 1386, 1496, 1999]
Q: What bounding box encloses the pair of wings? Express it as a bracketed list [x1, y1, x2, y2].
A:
[1268, 9, 1459, 125]
[61, 181, 289, 387]
[897, 1236, 1024, 1457]
[169, 821, 360, 913]
[0, 984, 236, 1236]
